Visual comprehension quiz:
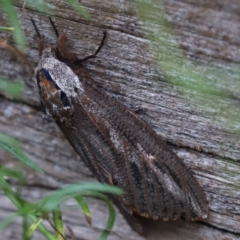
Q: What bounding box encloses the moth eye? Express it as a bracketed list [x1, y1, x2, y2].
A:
[60, 91, 71, 107]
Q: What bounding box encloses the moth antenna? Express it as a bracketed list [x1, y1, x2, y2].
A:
[92, 31, 107, 58]
[49, 17, 59, 37]
[31, 18, 41, 39]
[31, 18, 45, 56]
[73, 31, 107, 64]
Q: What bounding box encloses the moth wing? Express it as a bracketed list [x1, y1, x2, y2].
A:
[57, 76, 208, 223]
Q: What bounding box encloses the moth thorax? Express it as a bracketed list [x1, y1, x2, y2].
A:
[36, 48, 84, 98]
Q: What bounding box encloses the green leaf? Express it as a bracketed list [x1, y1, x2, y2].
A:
[0, 0, 26, 50]
[0, 134, 44, 174]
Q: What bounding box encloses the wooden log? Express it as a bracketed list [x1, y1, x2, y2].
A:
[0, 0, 239, 239]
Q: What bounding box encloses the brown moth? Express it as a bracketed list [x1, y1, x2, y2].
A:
[32, 18, 208, 234]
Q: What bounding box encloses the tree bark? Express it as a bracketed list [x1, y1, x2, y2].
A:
[0, 0, 239, 239]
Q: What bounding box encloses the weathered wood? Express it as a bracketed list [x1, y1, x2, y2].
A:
[0, 0, 239, 239]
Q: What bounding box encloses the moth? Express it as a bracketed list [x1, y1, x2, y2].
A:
[32, 18, 208, 234]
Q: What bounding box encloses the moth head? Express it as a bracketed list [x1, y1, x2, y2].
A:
[36, 50, 84, 123]
[31, 18, 85, 122]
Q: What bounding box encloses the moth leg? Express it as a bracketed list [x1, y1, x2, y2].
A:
[73, 31, 107, 65]
[31, 19, 45, 56]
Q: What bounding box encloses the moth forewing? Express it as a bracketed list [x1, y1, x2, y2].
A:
[33, 18, 208, 235]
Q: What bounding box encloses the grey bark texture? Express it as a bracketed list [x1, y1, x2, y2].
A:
[0, 0, 239, 239]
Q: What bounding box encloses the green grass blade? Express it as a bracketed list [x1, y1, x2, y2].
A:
[0, 134, 44, 174]
[57, 182, 123, 196]
[65, 0, 90, 19]
[75, 192, 116, 240]
[23, 217, 32, 240]
[0, 0, 25, 50]
[0, 26, 14, 31]
[28, 215, 56, 240]
[74, 195, 92, 225]
[0, 171, 22, 209]
[39, 183, 122, 211]
[0, 167, 25, 193]
[0, 213, 19, 230]
[0, 174, 38, 216]
[99, 197, 116, 240]
[52, 205, 65, 240]
[26, 218, 43, 239]
[0, 167, 24, 180]
[22, 0, 54, 14]
[74, 191, 116, 240]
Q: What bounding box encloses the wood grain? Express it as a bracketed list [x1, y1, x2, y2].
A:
[0, 0, 239, 239]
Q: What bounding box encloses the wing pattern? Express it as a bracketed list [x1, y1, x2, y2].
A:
[56, 69, 208, 225]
